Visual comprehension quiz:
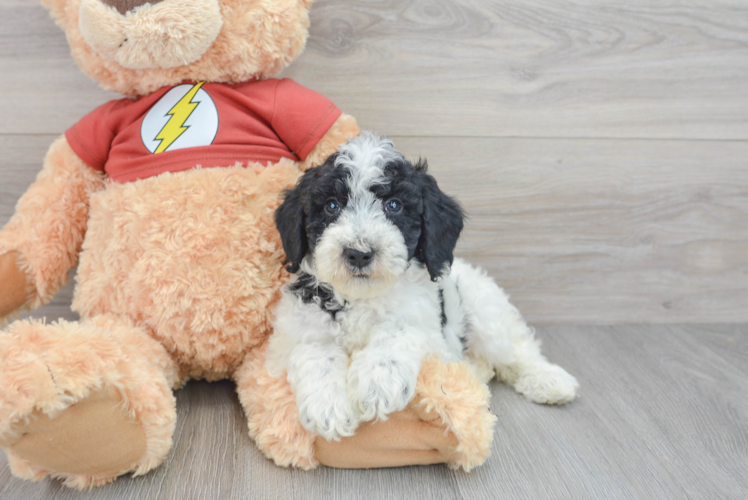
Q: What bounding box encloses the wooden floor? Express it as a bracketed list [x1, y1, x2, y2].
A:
[1, 324, 746, 500]
[2, 0, 748, 498]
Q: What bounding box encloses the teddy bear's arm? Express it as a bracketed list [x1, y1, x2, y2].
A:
[0, 251, 30, 321]
[313, 403, 460, 468]
[0, 136, 106, 320]
[313, 356, 497, 470]
[299, 114, 360, 172]
[240, 347, 496, 471]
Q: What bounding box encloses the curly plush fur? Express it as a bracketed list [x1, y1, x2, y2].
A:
[236, 344, 497, 472]
[42, 0, 316, 97]
[0, 0, 507, 488]
[0, 0, 369, 488]
[0, 137, 105, 314]
[0, 315, 178, 488]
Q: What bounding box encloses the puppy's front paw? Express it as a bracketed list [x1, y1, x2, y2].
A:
[297, 391, 359, 441]
[349, 357, 418, 422]
[514, 364, 579, 405]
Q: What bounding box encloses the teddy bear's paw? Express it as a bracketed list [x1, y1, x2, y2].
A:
[297, 392, 360, 442]
[0, 316, 179, 486]
[348, 357, 418, 422]
[3, 387, 148, 484]
[514, 363, 579, 405]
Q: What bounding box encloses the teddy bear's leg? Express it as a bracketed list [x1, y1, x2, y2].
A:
[234, 344, 496, 471]
[0, 314, 179, 489]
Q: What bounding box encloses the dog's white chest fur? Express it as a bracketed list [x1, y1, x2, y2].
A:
[335, 266, 448, 355]
[266, 133, 579, 442]
[265, 264, 459, 377]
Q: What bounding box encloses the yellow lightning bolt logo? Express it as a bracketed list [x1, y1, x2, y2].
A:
[153, 82, 205, 154]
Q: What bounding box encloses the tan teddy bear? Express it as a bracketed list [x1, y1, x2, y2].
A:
[0, 0, 496, 489]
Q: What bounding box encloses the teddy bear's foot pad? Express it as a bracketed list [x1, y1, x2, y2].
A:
[0, 316, 178, 487]
[5, 387, 147, 478]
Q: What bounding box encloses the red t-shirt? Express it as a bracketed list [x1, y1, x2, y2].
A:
[65, 79, 342, 183]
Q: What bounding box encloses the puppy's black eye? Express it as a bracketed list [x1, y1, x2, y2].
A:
[384, 199, 402, 214]
[325, 200, 341, 215]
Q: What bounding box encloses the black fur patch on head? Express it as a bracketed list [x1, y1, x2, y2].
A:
[372, 157, 464, 281]
[275, 182, 307, 274]
[276, 136, 465, 281]
[414, 162, 465, 280]
[275, 153, 350, 273]
[369, 157, 427, 261]
[288, 272, 346, 318]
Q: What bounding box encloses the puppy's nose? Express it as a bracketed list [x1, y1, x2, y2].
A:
[101, 0, 165, 15]
[344, 248, 375, 269]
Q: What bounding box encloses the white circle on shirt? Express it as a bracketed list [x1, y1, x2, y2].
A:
[141, 82, 219, 155]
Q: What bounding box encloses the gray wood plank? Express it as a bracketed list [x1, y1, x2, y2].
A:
[1, 1, 748, 139]
[3, 135, 746, 325]
[478, 324, 748, 499]
[1, 1, 747, 499]
[395, 136, 748, 325]
[295, 0, 748, 140]
[1, 324, 746, 499]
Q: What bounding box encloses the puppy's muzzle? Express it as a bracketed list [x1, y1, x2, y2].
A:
[344, 248, 375, 270]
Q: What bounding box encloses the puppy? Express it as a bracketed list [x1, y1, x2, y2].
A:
[265, 132, 578, 441]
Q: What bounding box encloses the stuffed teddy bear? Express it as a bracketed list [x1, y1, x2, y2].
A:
[0, 0, 497, 489]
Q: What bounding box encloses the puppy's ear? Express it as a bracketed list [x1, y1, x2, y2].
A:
[275, 183, 308, 274]
[416, 163, 465, 281]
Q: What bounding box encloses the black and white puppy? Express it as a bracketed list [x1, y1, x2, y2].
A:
[265, 133, 578, 441]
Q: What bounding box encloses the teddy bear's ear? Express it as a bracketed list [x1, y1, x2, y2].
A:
[41, 0, 69, 29]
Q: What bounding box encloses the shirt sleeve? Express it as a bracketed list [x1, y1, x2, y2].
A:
[64, 100, 122, 171]
[271, 79, 342, 160]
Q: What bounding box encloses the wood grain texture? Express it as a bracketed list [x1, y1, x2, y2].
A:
[1, 1, 747, 499]
[1, 324, 746, 499]
[1, 1, 748, 139]
[3, 135, 746, 324]
[1, 1, 747, 323]
[294, 0, 748, 139]
[395, 136, 748, 324]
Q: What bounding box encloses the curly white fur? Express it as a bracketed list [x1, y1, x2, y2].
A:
[266, 134, 579, 441]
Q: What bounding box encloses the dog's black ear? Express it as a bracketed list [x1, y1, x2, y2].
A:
[275, 183, 308, 274]
[416, 165, 465, 281]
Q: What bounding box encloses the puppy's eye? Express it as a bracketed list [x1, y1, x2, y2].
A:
[384, 199, 402, 214]
[325, 200, 341, 215]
